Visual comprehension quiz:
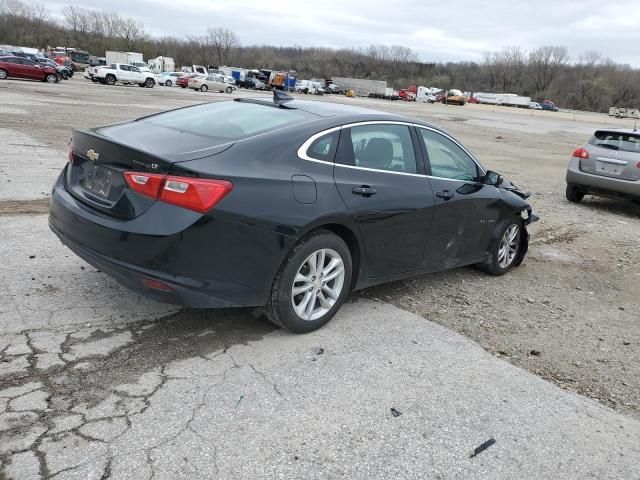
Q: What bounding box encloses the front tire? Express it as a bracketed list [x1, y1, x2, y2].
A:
[0, 69, 8, 80]
[264, 230, 352, 333]
[478, 220, 523, 276]
[200, 84, 208, 92]
[45, 74, 58, 83]
[566, 184, 584, 203]
[145, 78, 155, 88]
[165, 79, 172, 87]
[226, 86, 233, 93]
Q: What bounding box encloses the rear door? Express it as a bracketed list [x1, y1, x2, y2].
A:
[417, 126, 500, 267]
[333, 122, 435, 278]
[582, 131, 640, 182]
[12, 58, 32, 79]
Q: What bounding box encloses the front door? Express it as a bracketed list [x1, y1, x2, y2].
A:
[333, 123, 435, 278]
[416, 127, 500, 268]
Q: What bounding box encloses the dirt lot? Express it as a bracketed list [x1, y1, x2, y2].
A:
[2, 74, 639, 425]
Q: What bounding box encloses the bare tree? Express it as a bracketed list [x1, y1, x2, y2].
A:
[117, 17, 146, 52]
[206, 27, 240, 66]
[61, 5, 91, 47]
[528, 46, 570, 97]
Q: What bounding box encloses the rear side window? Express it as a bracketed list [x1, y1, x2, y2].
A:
[338, 124, 417, 173]
[590, 131, 640, 153]
[307, 131, 339, 161]
[143, 102, 315, 140]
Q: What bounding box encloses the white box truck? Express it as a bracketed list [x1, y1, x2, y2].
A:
[105, 51, 144, 67]
[148, 56, 175, 73]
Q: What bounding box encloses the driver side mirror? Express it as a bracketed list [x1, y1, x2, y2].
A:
[483, 170, 503, 186]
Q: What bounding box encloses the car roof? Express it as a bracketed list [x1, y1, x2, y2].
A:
[237, 97, 395, 118]
[593, 128, 640, 135]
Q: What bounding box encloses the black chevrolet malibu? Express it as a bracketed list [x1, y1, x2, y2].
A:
[49, 93, 537, 333]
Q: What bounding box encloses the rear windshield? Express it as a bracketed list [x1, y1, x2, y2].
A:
[590, 131, 640, 153]
[141, 101, 315, 139]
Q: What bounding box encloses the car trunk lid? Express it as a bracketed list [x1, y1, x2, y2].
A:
[66, 126, 233, 220]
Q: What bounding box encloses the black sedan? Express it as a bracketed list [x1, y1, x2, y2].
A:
[49, 92, 537, 333]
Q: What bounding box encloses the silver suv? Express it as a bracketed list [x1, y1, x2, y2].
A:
[566, 128, 640, 203]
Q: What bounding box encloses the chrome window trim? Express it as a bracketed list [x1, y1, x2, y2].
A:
[296, 121, 486, 182]
[297, 126, 342, 162]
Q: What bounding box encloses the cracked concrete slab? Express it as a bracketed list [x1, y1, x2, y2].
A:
[1, 299, 633, 479]
[79, 417, 129, 442]
[66, 331, 133, 361]
[0, 215, 178, 334]
[0, 128, 66, 201]
[34, 353, 65, 370]
[0, 382, 42, 399]
[4, 451, 40, 480]
[8, 389, 49, 411]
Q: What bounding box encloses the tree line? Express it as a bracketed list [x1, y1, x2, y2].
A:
[2, 0, 639, 112]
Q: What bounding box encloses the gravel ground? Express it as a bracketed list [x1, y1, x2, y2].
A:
[1, 75, 639, 424]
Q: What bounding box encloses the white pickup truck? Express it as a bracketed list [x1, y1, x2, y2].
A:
[95, 63, 156, 88]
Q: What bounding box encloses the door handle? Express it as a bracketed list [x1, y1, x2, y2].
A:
[352, 186, 377, 197]
[436, 190, 454, 200]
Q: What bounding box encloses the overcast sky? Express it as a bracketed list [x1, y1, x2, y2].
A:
[45, 0, 640, 65]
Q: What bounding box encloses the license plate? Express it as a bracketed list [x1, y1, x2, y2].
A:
[85, 164, 113, 198]
[596, 162, 621, 175]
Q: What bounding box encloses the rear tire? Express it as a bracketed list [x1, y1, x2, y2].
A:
[0, 69, 7, 80]
[200, 84, 208, 92]
[264, 230, 352, 333]
[105, 75, 116, 86]
[226, 86, 233, 93]
[165, 79, 172, 87]
[145, 78, 155, 88]
[566, 184, 584, 203]
[477, 219, 523, 276]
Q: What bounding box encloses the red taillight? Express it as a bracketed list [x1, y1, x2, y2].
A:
[573, 148, 589, 159]
[160, 176, 233, 213]
[123, 171, 233, 213]
[637, 162, 640, 169]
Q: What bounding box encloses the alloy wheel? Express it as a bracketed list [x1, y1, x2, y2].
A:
[498, 224, 520, 269]
[291, 248, 345, 321]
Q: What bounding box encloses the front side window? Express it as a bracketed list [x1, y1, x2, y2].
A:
[419, 128, 479, 181]
[338, 124, 417, 174]
[131, 66, 140, 73]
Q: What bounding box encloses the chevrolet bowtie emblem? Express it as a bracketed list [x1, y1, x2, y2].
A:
[86, 149, 99, 161]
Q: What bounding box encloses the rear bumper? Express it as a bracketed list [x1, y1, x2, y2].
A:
[50, 219, 237, 307]
[566, 157, 640, 200]
[49, 171, 291, 308]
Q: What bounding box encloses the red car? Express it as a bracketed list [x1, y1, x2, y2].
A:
[177, 73, 199, 88]
[0, 56, 59, 83]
